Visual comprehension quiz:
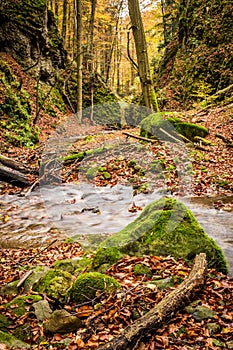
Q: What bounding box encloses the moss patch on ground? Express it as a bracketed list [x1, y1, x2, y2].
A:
[0, 330, 30, 349]
[98, 197, 228, 273]
[4, 295, 42, 317]
[68, 272, 121, 303]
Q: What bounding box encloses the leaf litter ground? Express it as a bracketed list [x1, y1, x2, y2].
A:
[0, 242, 233, 349]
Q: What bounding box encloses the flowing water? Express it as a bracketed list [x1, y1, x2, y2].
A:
[0, 183, 232, 274]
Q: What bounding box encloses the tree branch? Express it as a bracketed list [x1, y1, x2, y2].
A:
[97, 253, 207, 350]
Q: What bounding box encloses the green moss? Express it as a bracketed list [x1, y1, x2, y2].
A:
[100, 197, 228, 273]
[140, 112, 208, 142]
[133, 264, 152, 277]
[0, 314, 12, 332]
[169, 119, 209, 141]
[4, 295, 42, 317]
[0, 330, 30, 349]
[102, 171, 111, 180]
[193, 136, 215, 146]
[86, 166, 99, 179]
[33, 269, 73, 303]
[98, 166, 106, 172]
[54, 258, 86, 274]
[68, 272, 121, 303]
[74, 256, 93, 274]
[62, 152, 85, 163]
[23, 266, 50, 292]
[93, 247, 123, 269]
[0, 59, 39, 147]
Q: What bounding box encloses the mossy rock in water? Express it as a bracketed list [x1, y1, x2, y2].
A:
[99, 197, 228, 273]
[68, 272, 121, 303]
[4, 295, 42, 317]
[33, 269, 73, 303]
[140, 113, 208, 142]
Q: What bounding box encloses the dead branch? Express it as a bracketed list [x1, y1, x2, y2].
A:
[215, 134, 233, 147]
[122, 132, 158, 143]
[97, 253, 207, 350]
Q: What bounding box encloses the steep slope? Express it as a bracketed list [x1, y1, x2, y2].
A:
[156, 0, 233, 110]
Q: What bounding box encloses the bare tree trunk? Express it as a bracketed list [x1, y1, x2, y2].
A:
[85, 0, 97, 71]
[74, 0, 83, 122]
[62, 0, 68, 48]
[128, 0, 158, 112]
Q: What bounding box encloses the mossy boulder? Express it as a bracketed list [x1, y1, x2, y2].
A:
[53, 258, 85, 274]
[68, 272, 121, 303]
[4, 295, 42, 317]
[140, 113, 208, 142]
[92, 247, 123, 271]
[23, 266, 50, 292]
[99, 197, 228, 273]
[33, 269, 73, 303]
[140, 112, 178, 141]
[133, 264, 153, 278]
[169, 118, 209, 141]
[0, 330, 30, 349]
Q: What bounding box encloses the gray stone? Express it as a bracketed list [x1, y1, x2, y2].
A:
[43, 309, 83, 334]
[23, 266, 50, 292]
[33, 300, 52, 321]
[0, 280, 19, 296]
[192, 306, 216, 321]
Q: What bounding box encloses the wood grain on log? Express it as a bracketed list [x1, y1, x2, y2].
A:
[98, 253, 207, 350]
[0, 163, 31, 187]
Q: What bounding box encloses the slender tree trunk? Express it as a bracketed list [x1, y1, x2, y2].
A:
[105, 1, 123, 85]
[74, 0, 83, 122]
[62, 0, 68, 48]
[85, 0, 97, 71]
[128, 0, 158, 111]
[54, 0, 59, 17]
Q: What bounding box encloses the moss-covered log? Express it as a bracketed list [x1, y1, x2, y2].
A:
[97, 253, 207, 350]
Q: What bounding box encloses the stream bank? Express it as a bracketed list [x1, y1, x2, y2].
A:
[0, 183, 232, 275]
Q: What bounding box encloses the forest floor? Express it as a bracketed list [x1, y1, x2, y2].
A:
[0, 242, 233, 350]
[0, 105, 233, 349]
[0, 54, 233, 349]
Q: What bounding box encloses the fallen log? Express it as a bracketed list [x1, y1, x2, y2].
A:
[98, 253, 207, 350]
[0, 154, 32, 174]
[0, 163, 32, 187]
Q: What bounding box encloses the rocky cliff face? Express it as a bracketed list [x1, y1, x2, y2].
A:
[0, 0, 66, 82]
[156, 0, 233, 110]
